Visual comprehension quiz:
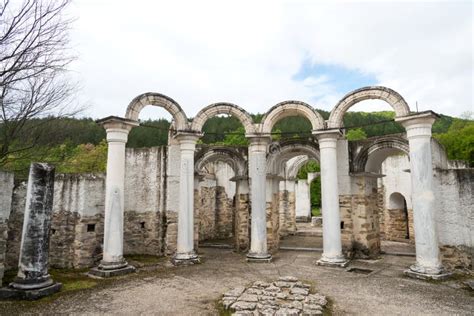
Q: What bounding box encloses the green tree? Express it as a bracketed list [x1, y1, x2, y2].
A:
[434, 118, 474, 166]
[346, 128, 367, 141]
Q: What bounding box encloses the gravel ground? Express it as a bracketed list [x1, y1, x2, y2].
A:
[0, 248, 472, 315]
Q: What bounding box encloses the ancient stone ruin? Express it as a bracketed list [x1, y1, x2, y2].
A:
[221, 276, 327, 315]
[0, 86, 472, 293]
[0, 163, 61, 299]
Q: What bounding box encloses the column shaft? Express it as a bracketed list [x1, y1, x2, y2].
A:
[175, 134, 199, 262]
[317, 133, 346, 264]
[102, 129, 129, 267]
[402, 116, 443, 274]
[247, 139, 271, 260]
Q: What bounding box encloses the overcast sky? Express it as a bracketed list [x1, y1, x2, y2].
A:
[68, 0, 473, 120]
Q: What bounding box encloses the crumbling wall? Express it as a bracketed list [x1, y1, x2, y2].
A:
[434, 168, 473, 270]
[0, 171, 14, 286]
[124, 147, 166, 256]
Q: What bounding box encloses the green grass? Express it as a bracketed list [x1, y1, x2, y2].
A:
[124, 254, 165, 266]
[3, 268, 98, 293]
[312, 207, 321, 217]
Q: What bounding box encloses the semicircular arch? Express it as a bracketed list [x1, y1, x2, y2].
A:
[195, 146, 247, 177]
[353, 136, 409, 173]
[328, 86, 411, 129]
[260, 101, 325, 134]
[191, 102, 256, 135]
[125, 92, 188, 131]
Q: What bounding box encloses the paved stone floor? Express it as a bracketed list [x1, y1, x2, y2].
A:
[0, 248, 472, 315]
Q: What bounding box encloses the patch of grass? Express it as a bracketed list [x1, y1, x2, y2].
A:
[215, 299, 232, 316]
[323, 296, 334, 316]
[125, 254, 164, 266]
[311, 207, 321, 217]
[3, 268, 98, 295]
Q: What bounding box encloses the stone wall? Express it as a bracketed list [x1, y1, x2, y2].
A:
[197, 185, 217, 241]
[234, 191, 250, 252]
[0, 171, 14, 286]
[215, 186, 234, 239]
[434, 168, 474, 270]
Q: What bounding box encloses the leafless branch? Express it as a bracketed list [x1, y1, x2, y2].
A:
[0, 0, 80, 163]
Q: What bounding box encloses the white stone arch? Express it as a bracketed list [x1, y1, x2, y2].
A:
[352, 136, 410, 173]
[195, 146, 247, 177]
[286, 155, 320, 179]
[260, 101, 325, 134]
[328, 86, 411, 129]
[266, 140, 320, 177]
[125, 92, 189, 131]
[191, 102, 256, 134]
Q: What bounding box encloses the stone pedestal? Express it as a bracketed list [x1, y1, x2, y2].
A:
[396, 112, 449, 280]
[173, 133, 201, 265]
[91, 117, 138, 277]
[247, 137, 272, 262]
[0, 163, 61, 300]
[313, 131, 349, 267]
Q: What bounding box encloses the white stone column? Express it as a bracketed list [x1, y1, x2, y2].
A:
[247, 136, 272, 262]
[92, 117, 138, 276]
[314, 131, 348, 267]
[174, 133, 201, 264]
[396, 112, 447, 278]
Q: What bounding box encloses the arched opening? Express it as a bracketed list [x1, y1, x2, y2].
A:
[194, 147, 247, 251]
[260, 100, 325, 135]
[352, 135, 415, 255]
[384, 192, 413, 246]
[328, 86, 411, 130]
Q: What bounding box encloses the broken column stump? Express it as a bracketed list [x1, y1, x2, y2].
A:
[0, 163, 62, 300]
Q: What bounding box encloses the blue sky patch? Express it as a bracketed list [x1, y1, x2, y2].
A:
[292, 58, 377, 94]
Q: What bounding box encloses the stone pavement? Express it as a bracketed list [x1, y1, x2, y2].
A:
[0, 248, 472, 315]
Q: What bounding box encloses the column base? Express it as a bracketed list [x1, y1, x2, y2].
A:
[246, 252, 272, 263]
[316, 255, 350, 268]
[0, 282, 62, 300]
[89, 260, 136, 278]
[172, 252, 200, 266]
[404, 264, 451, 281]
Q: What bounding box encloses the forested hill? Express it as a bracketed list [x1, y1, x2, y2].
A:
[1, 110, 472, 177]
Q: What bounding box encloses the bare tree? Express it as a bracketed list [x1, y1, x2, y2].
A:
[0, 0, 80, 166]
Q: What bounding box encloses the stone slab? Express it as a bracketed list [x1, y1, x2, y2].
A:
[404, 269, 452, 281]
[171, 257, 201, 266]
[0, 282, 62, 300]
[316, 259, 350, 268]
[89, 265, 136, 278]
[246, 257, 272, 263]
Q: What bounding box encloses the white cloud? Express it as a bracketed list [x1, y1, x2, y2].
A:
[68, 0, 473, 119]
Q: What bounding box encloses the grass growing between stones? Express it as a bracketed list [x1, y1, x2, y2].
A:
[215, 300, 233, 316]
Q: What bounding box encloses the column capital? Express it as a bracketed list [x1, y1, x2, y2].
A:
[247, 134, 271, 153]
[97, 116, 139, 131]
[395, 111, 439, 138]
[97, 116, 139, 143]
[174, 131, 202, 143]
[312, 129, 342, 140]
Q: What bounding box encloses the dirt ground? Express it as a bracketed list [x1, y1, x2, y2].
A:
[0, 248, 472, 315]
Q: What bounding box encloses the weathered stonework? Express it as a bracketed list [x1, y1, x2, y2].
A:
[5, 183, 27, 269]
[235, 192, 250, 252]
[215, 186, 234, 239]
[0, 220, 8, 286]
[197, 186, 216, 241]
[164, 211, 178, 256]
[440, 245, 472, 270]
[278, 190, 297, 237]
[221, 276, 328, 315]
[124, 211, 163, 256]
